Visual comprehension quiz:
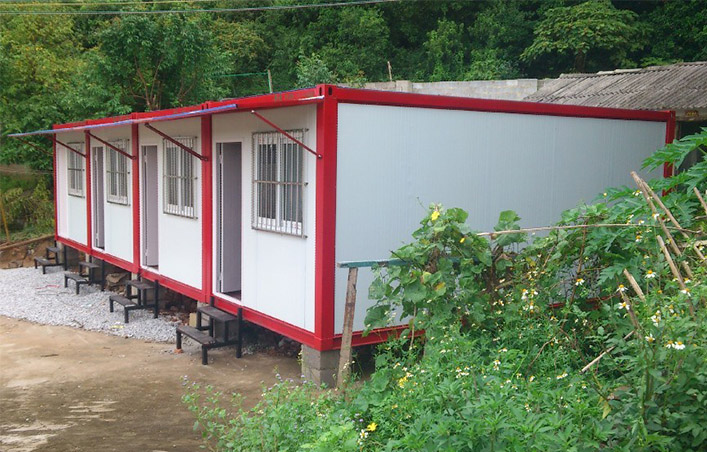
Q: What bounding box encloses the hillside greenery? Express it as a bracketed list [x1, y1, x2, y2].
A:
[183, 131, 707, 450]
[1, 0, 707, 169]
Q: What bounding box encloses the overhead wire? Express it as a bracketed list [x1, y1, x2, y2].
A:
[0, 0, 402, 15]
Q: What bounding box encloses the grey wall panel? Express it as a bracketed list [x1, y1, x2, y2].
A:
[334, 104, 666, 334]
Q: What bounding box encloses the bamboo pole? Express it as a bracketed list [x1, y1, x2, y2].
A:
[694, 187, 707, 216]
[657, 236, 695, 317]
[619, 292, 642, 337]
[476, 222, 696, 239]
[0, 190, 10, 243]
[337, 267, 358, 391]
[631, 173, 693, 279]
[623, 269, 646, 302]
[580, 331, 634, 374]
[641, 179, 689, 241]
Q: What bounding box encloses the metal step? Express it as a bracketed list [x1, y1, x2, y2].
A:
[126, 279, 154, 291]
[79, 261, 101, 270]
[197, 305, 239, 323]
[176, 325, 218, 346]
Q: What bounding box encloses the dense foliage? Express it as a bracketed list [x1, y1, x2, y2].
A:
[183, 127, 706, 450]
[2, 0, 707, 168]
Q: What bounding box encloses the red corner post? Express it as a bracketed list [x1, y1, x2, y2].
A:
[201, 114, 213, 304]
[314, 86, 339, 350]
[85, 132, 93, 253]
[663, 110, 677, 179]
[52, 134, 58, 240]
[131, 124, 141, 273]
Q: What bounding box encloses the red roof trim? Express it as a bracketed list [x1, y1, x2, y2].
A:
[328, 85, 671, 122]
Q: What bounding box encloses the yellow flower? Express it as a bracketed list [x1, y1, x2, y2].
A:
[430, 210, 440, 221]
[367, 422, 377, 432]
[397, 376, 408, 388]
[460, 237, 466, 243]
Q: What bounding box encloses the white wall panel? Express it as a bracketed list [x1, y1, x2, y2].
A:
[92, 127, 134, 263]
[335, 103, 666, 333]
[212, 105, 317, 332]
[139, 119, 203, 289]
[56, 132, 87, 245]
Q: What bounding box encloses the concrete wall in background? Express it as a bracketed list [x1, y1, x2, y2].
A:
[364, 79, 548, 101]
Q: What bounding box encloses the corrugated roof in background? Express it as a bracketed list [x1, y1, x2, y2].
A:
[525, 62, 707, 110]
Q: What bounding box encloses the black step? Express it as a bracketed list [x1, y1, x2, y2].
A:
[109, 294, 136, 307]
[65, 272, 87, 283]
[197, 305, 239, 323]
[126, 279, 154, 291]
[79, 261, 101, 270]
[176, 325, 217, 346]
[46, 246, 61, 254]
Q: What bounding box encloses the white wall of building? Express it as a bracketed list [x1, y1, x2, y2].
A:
[56, 132, 87, 245]
[334, 103, 667, 333]
[139, 119, 203, 289]
[212, 105, 318, 332]
[90, 127, 133, 263]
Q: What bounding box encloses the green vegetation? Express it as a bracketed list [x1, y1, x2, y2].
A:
[183, 131, 707, 450]
[2, 0, 707, 169]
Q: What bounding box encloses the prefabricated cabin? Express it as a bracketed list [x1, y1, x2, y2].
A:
[26, 85, 673, 352]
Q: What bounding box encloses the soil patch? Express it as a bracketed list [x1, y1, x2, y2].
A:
[0, 316, 300, 452]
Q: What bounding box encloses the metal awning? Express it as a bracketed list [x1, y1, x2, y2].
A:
[8, 94, 325, 138]
[7, 103, 239, 137]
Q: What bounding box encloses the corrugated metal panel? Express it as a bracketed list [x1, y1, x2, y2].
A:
[334, 104, 666, 334]
[527, 62, 707, 110]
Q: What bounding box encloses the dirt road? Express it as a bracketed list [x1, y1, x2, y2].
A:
[0, 316, 300, 452]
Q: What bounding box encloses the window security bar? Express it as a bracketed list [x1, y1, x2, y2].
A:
[250, 110, 321, 159]
[87, 132, 135, 160]
[144, 123, 207, 161]
[55, 138, 86, 158]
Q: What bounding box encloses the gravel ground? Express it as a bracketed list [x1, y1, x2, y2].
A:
[0, 267, 179, 342]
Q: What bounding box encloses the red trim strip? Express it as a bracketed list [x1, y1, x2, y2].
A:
[85, 132, 93, 253]
[251, 110, 321, 158]
[91, 248, 136, 273]
[87, 132, 135, 160]
[314, 91, 338, 350]
[329, 86, 671, 122]
[57, 236, 90, 254]
[141, 268, 204, 301]
[201, 115, 213, 304]
[663, 110, 677, 178]
[144, 123, 207, 161]
[131, 125, 141, 269]
[53, 135, 58, 240]
[212, 295, 324, 350]
[55, 139, 86, 157]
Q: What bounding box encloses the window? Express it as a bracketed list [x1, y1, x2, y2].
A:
[67, 143, 85, 197]
[163, 137, 197, 218]
[252, 130, 305, 236]
[106, 139, 130, 205]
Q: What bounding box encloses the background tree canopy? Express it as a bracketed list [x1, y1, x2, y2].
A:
[1, 0, 705, 169]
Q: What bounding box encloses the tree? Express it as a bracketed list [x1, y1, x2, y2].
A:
[295, 53, 335, 87]
[422, 19, 468, 81]
[88, 14, 229, 112]
[522, 0, 640, 73]
[0, 14, 82, 169]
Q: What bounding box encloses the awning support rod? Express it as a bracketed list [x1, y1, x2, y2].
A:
[87, 132, 135, 160]
[250, 110, 321, 159]
[12, 136, 52, 157]
[144, 123, 207, 161]
[55, 139, 86, 158]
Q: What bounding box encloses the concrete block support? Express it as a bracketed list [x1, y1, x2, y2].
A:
[301, 345, 340, 388]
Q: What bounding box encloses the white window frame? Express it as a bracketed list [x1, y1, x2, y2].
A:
[163, 137, 197, 219]
[67, 142, 85, 197]
[251, 130, 305, 237]
[106, 139, 130, 205]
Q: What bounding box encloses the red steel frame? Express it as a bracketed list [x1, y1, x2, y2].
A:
[50, 85, 674, 352]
